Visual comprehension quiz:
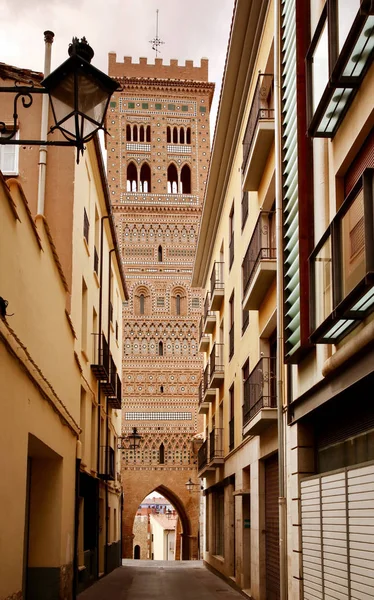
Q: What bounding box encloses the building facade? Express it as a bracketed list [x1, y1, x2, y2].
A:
[0, 59, 127, 598]
[192, 1, 281, 597]
[285, 2, 374, 599]
[107, 54, 214, 560]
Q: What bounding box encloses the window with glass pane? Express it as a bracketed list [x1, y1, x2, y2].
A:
[312, 21, 329, 113]
[341, 188, 365, 298]
[0, 132, 19, 175]
[314, 236, 333, 329]
[337, 0, 360, 52]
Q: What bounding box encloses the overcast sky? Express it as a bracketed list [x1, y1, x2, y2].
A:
[1, 0, 234, 133]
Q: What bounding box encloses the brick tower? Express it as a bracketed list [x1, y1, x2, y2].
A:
[107, 54, 214, 559]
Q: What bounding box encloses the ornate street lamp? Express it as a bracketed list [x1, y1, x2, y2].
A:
[0, 36, 120, 163]
[118, 427, 142, 451]
[185, 478, 203, 493]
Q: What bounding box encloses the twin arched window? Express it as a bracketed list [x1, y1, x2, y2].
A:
[167, 126, 191, 145]
[167, 163, 191, 194]
[126, 124, 151, 143]
[127, 161, 151, 193]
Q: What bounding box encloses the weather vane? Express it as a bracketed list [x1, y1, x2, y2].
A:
[149, 9, 165, 57]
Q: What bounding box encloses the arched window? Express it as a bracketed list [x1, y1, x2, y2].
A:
[181, 164, 191, 194]
[167, 126, 171, 143]
[139, 294, 145, 315]
[139, 125, 144, 142]
[180, 127, 185, 144]
[127, 162, 138, 192]
[186, 127, 191, 144]
[140, 162, 151, 193]
[159, 443, 165, 464]
[158, 341, 164, 356]
[126, 124, 131, 141]
[167, 164, 178, 194]
[158, 245, 163, 262]
[146, 125, 151, 142]
[133, 125, 138, 142]
[171, 287, 187, 316]
[173, 127, 178, 144]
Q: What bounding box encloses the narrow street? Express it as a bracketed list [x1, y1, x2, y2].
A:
[78, 560, 244, 599]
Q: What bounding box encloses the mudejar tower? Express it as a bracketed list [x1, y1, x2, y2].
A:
[107, 53, 213, 559]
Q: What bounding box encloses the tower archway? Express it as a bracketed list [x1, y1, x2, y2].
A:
[121, 470, 200, 561]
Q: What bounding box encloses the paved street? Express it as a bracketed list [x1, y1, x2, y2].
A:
[78, 560, 245, 599]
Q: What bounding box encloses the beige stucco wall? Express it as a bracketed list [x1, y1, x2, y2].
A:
[0, 177, 80, 599]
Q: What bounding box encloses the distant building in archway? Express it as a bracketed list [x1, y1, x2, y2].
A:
[107, 54, 214, 559]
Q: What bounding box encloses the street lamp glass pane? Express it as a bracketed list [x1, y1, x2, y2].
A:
[77, 72, 109, 127]
[49, 72, 76, 138]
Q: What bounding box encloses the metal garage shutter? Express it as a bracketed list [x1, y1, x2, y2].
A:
[265, 454, 280, 600]
[301, 463, 374, 599]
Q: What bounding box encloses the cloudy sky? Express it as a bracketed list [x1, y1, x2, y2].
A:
[1, 0, 235, 133]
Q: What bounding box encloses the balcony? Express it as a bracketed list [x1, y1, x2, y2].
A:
[91, 333, 109, 380]
[197, 429, 224, 477]
[209, 428, 224, 466]
[242, 191, 249, 230]
[203, 293, 216, 334]
[203, 363, 216, 403]
[199, 315, 210, 352]
[198, 380, 210, 415]
[98, 445, 115, 481]
[242, 212, 276, 310]
[210, 262, 224, 310]
[107, 373, 122, 410]
[242, 74, 274, 191]
[101, 354, 116, 396]
[209, 343, 224, 388]
[242, 357, 277, 437]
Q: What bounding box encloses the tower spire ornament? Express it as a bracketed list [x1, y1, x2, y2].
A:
[149, 9, 164, 57]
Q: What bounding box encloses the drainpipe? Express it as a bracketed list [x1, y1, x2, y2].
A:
[96, 215, 109, 578]
[73, 440, 82, 599]
[37, 31, 54, 216]
[274, 0, 288, 598]
[105, 248, 115, 574]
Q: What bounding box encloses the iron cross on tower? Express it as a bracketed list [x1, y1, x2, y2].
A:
[149, 9, 165, 57]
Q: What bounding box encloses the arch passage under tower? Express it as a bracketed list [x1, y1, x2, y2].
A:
[122, 471, 200, 560]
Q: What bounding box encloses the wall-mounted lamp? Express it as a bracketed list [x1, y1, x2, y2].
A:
[185, 478, 203, 493]
[118, 427, 142, 451]
[0, 35, 120, 163]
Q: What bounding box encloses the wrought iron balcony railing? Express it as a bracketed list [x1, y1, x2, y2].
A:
[210, 343, 224, 384]
[242, 357, 276, 427]
[91, 333, 110, 380]
[203, 363, 210, 393]
[198, 439, 208, 471]
[209, 428, 224, 461]
[107, 372, 122, 410]
[98, 445, 115, 481]
[242, 211, 276, 297]
[242, 73, 274, 174]
[210, 262, 224, 297]
[102, 354, 117, 396]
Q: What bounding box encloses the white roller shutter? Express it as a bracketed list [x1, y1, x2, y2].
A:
[301, 463, 374, 600]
